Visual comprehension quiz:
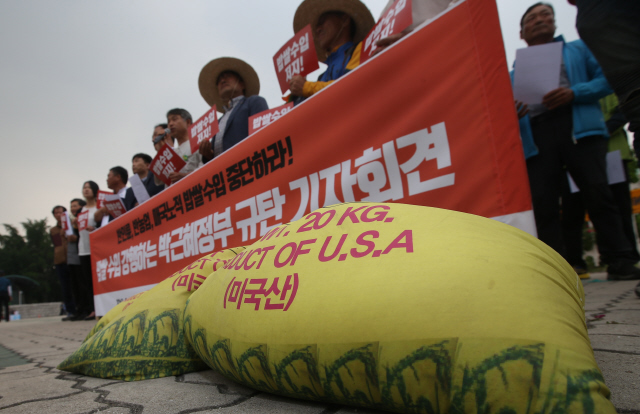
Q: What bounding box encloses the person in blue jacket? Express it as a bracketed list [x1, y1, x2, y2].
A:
[513, 2, 640, 281]
[198, 57, 269, 163]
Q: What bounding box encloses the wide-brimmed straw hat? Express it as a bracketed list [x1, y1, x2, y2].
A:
[198, 57, 260, 111]
[293, 0, 375, 62]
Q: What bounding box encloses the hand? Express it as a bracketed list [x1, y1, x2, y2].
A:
[86, 226, 95, 232]
[515, 100, 529, 119]
[67, 235, 78, 242]
[199, 139, 214, 161]
[373, 32, 406, 56]
[289, 75, 306, 96]
[542, 87, 574, 110]
[169, 171, 187, 183]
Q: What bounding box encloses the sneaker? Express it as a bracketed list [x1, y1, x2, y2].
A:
[61, 314, 75, 321]
[635, 281, 639, 298]
[607, 262, 640, 280]
[573, 266, 590, 280]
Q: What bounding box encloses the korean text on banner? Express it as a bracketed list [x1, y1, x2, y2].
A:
[273, 24, 319, 94]
[103, 194, 127, 218]
[190, 105, 219, 154]
[249, 103, 294, 135]
[361, 0, 413, 63]
[77, 211, 89, 232]
[150, 144, 187, 186]
[90, 0, 533, 316]
[96, 190, 112, 209]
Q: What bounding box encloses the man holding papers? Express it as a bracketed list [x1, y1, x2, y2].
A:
[513, 2, 640, 280]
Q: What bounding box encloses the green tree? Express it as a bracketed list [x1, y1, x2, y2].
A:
[0, 219, 60, 303]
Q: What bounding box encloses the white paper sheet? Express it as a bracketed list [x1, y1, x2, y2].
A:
[606, 150, 625, 185]
[513, 42, 563, 105]
[63, 212, 74, 236]
[129, 174, 150, 205]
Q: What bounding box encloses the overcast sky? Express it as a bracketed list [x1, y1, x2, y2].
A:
[0, 0, 579, 234]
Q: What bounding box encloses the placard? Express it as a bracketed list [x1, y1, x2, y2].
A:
[189, 105, 219, 154]
[361, 0, 413, 63]
[273, 25, 319, 94]
[249, 103, 294, 135]
[149, 144, 187, 186]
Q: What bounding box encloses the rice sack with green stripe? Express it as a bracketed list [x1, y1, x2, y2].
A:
[184, 202, 615, 413]
[58, 247, 245, 381]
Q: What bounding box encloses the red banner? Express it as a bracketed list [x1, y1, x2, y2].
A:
[189, 105, 219, 154]
[90, 0, 533, 315]
[96, 190, 111, 209]
[273, 25, 319, 94]
[361, 0, 413, 63]
[249, 103, 294, 135]
[149, 144, 187, 186]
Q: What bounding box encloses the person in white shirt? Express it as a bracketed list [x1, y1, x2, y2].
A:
[76, 180, 99, 320]
[165, 108, 202, 183]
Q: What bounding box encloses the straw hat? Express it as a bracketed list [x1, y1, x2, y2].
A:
[198, 57, 261, 111]
[293, 0, 375, 62]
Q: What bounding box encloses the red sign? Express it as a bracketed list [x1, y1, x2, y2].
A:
[189, 106, 219, 154]
[361, 0, 413, 63]
[77, 211, 89, 232]
[90, 0, 533, 316]
[96, 190, 112, 209]
[61, 212, 69, 233]
[249, 103, 294, 135]
[103, 194, 127, 218]
[273, 25, 319, 94]
[149, 144, 187, 186]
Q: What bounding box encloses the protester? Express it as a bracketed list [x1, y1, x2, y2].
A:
[562, 94, 640, 279]
[66, 198, 86, 321]
[568, 0, 640, 160]
[132, 153, 163, 198]
[0, 270, 11, 322]
[198, 58, 268, 162]
[152, 123, 173, 152]
[77, 181, 99, 320]
[165, 108, 201, 183]
[512, 2, 640, 280]
[374, 0, 460, 53]
[95, 166, 132, 222]
[50, 205, 76, 320]
[288, 0, 374, 103]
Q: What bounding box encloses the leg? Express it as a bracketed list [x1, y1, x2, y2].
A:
[609, 160, 640, 261]
[561, 174, 588, 269]
[55, 264, 76, 316]
[79, 255, 95, 314]
[527, 108, 572, 257]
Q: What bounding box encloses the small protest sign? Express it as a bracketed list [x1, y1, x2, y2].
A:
[103, 194, 127, 218]
[273, 25, 319, 94]
[77, 210, 89, 232]
[150, 144, 187, 186]
[96, 190, 112, 209]
[189, 106, 219, 154]
[361, 0, 413, 63]
[248, 103, 294, 135]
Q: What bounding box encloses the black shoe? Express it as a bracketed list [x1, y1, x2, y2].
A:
[62, 314, 75, 321]
[635, 281, 640, 298]
[607, 262, 640, 280]
[71, 313, 87, 321]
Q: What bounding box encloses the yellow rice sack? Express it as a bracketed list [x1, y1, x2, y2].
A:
[184, 202, 615, 413]
[58, 247, 245, 381]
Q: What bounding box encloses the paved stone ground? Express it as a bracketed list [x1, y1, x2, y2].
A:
[0, 274, 638, 414]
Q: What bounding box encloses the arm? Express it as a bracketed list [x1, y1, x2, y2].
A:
[298, 43, 363, 98]
[570, 41, 613, 103]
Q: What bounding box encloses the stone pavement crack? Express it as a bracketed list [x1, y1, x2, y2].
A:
[175, 374, 257, 396]
[592, 348, 640, 356]
[174, 391, 260, 414]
